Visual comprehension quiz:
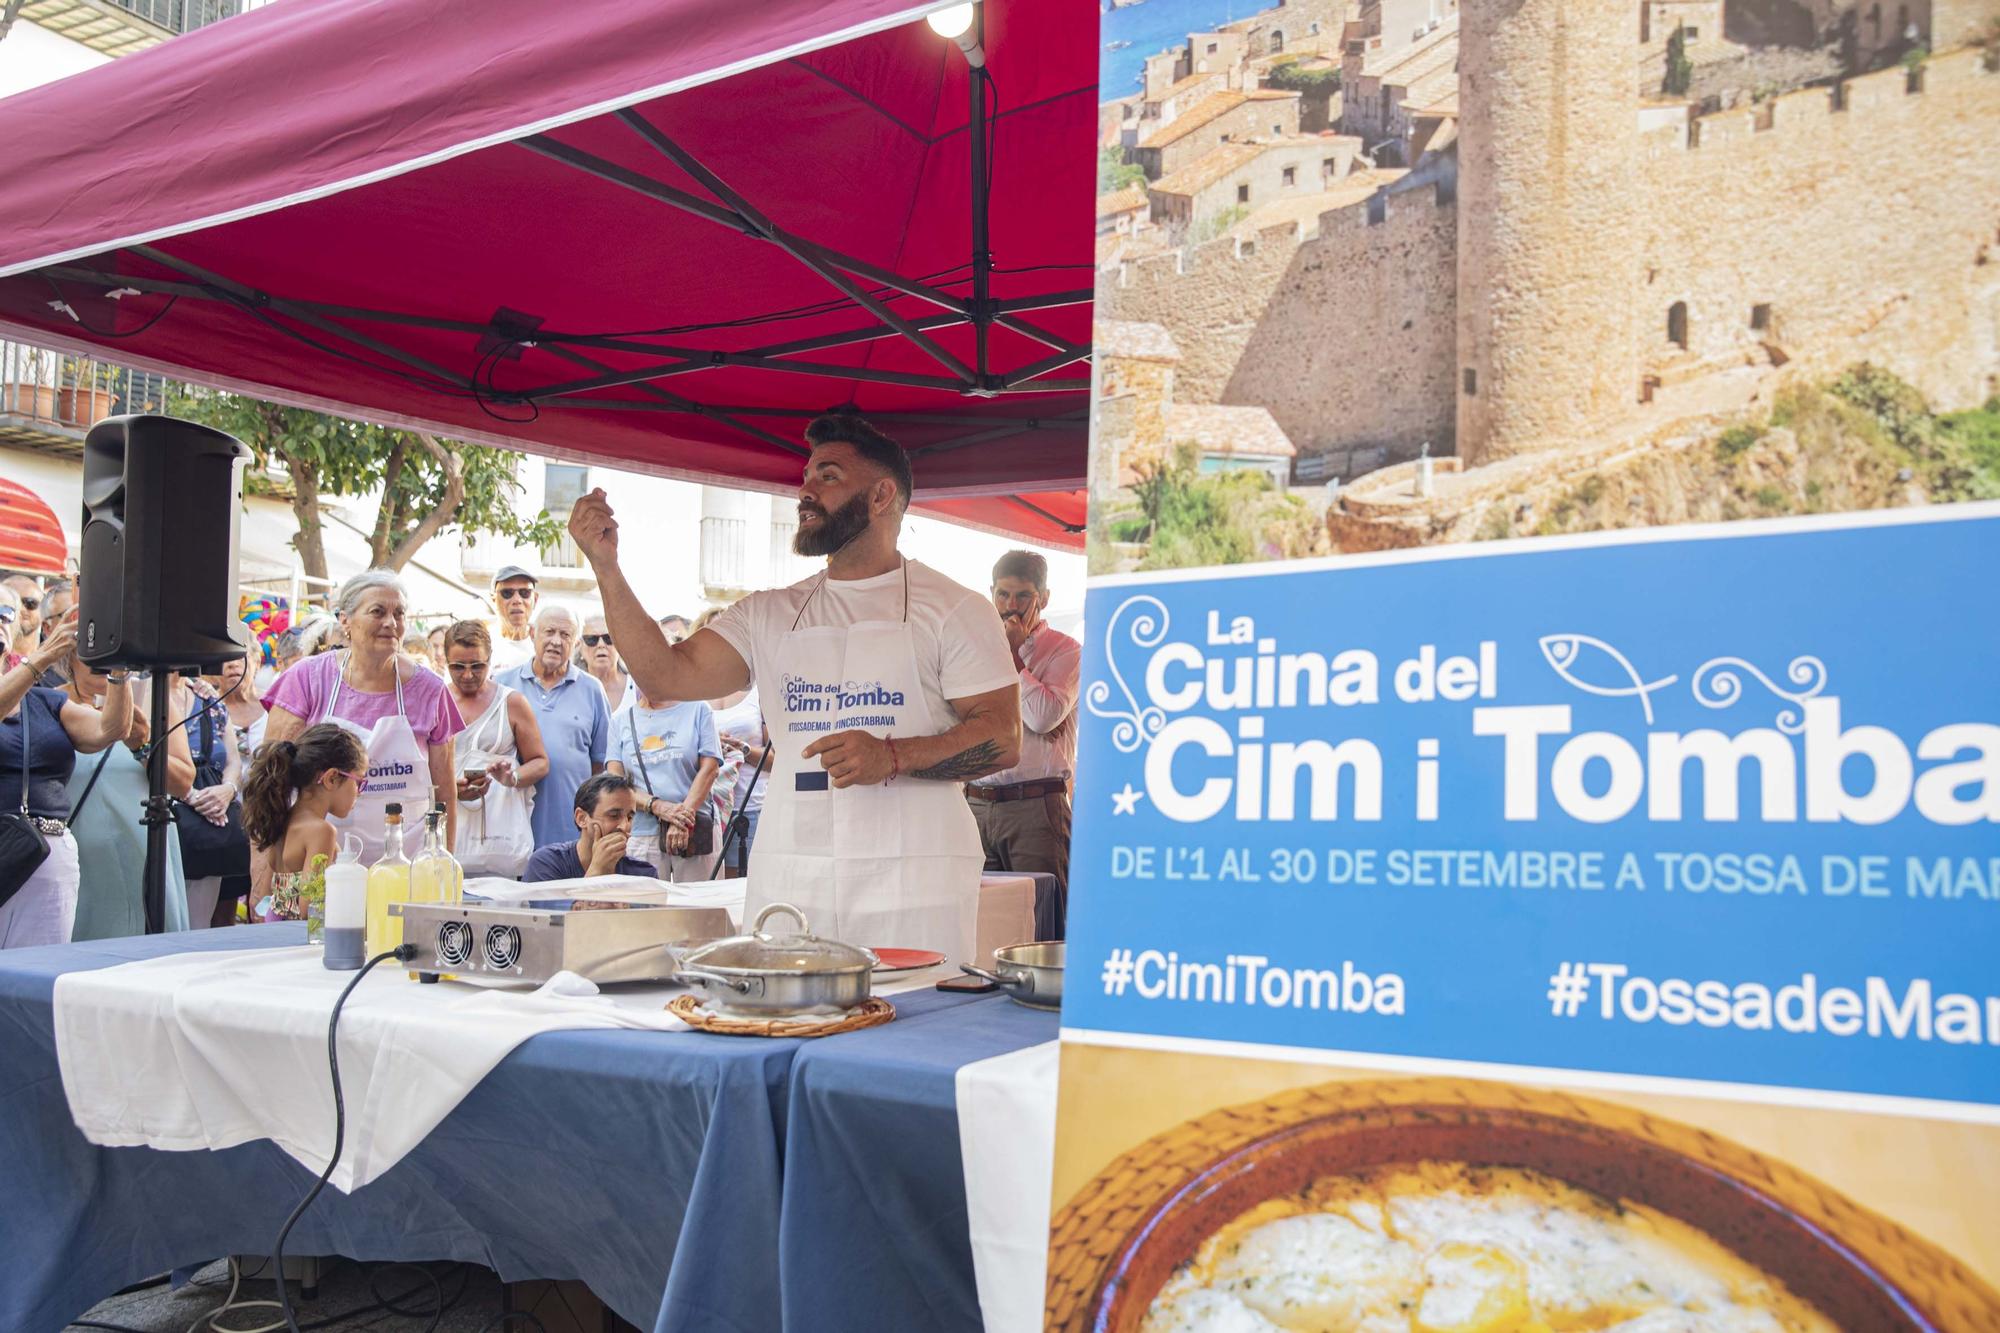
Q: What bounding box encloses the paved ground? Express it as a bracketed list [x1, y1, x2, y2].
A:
[63, 1257, 552, 1333]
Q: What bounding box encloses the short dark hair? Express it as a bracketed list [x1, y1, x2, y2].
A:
[574, 772, 638, 815]
[993, 549, 1048, 592]
[805, 410, 914, 510]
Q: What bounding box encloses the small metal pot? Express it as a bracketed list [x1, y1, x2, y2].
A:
[675, 903, 879, 1016]
[963, 941, 1064, 1011]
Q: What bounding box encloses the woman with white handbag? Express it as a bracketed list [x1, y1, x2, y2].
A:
[442, 620, 548, 878]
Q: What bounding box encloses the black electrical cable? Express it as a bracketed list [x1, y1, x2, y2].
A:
[138, 670, 246, 767]
[985, 68, 1001, 198]
[365, 1261, 459, 1322]
[270, 945, 418, 1333]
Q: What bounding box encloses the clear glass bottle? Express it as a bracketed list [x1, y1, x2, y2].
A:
[410, 803, 463, 908]
[409, 803, 465, 980]
[364, 803, 412, 958]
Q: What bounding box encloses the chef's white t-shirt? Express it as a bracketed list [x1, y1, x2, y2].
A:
[707, 559, 1017, 741]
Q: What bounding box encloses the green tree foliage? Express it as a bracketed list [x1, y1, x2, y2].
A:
[1261, 63, 1341, 94]
[1129, 443, 1322, 570]
[169, 390, 561, 581]
[1664, 25, 1694, 96]
[1098, 146, 1147, 194]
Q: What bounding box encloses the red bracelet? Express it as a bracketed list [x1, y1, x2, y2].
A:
[886, 737, 900, 782]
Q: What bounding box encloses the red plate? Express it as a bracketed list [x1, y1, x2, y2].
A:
[871, 947, 947, 973]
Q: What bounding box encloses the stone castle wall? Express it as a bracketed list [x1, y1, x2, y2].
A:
[1225, 185, 1459, 474]
[1456, 0, 1640, 466]
[1104, 230, 1302, 404]
[1098, 39, 2000, 484]
[1639, 46, 2000, 411]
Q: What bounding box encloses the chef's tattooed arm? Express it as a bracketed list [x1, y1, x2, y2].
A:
[908, 739, 1004, 782]
[802, 683, 1021, 788]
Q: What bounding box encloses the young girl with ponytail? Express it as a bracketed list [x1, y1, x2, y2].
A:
[241, 723, 367, 878]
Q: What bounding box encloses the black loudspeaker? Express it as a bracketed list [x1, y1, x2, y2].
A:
[79, 414, 252, 671]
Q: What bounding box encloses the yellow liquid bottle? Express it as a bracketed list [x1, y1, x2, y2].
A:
[409, 804, 464, 979]
[364, 804, 412, 959]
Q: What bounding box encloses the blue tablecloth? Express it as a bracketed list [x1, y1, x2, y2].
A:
[0, 925, 1056, 1333]
[782, 990, 1057, 1329]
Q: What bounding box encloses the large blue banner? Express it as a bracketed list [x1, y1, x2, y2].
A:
[1064, 508, 2000, 1111]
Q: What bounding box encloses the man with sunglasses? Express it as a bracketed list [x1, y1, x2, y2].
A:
[488, 565, 539, 673]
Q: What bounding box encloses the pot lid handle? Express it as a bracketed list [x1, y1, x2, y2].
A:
[752, 901, 810, 939]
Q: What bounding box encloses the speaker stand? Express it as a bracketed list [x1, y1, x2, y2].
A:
[140, 671, 177, 934]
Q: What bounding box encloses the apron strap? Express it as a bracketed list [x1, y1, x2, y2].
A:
[327, 651, 409, 721]
[789, 557, 910, 630]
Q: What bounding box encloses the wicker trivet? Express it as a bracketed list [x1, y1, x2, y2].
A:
[666, 993, 894, 1037]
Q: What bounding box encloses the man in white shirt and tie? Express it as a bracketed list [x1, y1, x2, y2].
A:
[968, 550, 1080, 937]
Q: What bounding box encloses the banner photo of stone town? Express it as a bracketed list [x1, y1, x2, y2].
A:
[1088, 0, 2000, 571]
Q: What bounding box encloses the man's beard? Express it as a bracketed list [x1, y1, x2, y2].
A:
[793, 491, 872, 557]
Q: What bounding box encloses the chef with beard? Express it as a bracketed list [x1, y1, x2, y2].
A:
[566, 411, 1020, 963]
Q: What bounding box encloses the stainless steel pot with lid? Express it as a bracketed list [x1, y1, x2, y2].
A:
[675, 902, 880, 1016]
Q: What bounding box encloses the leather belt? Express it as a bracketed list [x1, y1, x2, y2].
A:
[966, 778, 1069, 803]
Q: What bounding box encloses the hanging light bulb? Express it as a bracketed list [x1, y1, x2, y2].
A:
[926, 2, 986, 67]
[926, 4, 976, 38]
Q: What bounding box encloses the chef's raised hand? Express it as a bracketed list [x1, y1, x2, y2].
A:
[801, 730, 894, 788]
[567, 488, 620, 565]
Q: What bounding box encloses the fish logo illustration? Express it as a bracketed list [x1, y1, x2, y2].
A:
[1538, 634, 1679, 724]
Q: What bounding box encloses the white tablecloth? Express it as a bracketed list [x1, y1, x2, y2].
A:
[54, 946, 690, 1192]
[957, 1039, 1061, 1333]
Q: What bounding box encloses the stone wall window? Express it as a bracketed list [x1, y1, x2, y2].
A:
[1271, 30, 1285, 54]
[1668, 301, 1690, 349]
[1238, 183, 1251, 202]
[1750, 303, 1772, 332]
[1463, 368, 1478, 396]
[1640, 3, 1651, 44]
[1283, 166, 1297, 186]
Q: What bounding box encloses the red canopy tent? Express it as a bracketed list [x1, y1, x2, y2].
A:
[0, 0, 1094, 546]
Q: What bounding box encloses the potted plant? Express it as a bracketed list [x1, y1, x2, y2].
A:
[3, 344, 59, 420]
[56, 357, 117, 427]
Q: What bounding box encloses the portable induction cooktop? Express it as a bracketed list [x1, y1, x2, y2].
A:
[389, 898, 733, 985]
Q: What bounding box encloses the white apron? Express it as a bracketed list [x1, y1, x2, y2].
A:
[747, 562, 982, 963]
[317, 654, 428, 865]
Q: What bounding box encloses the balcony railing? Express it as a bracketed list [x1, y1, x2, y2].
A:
[701, 515, 749, 592]
[22, 0, 251, 56]
[537, 531, 585, 570]
[0, 341, 173, 450]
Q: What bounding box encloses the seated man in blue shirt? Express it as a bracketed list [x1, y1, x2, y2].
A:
[522, 772, 658, 882]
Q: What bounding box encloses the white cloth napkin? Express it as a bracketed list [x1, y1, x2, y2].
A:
[956, 1039, 1060, 1333]
[54, 946, 688, 1192]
